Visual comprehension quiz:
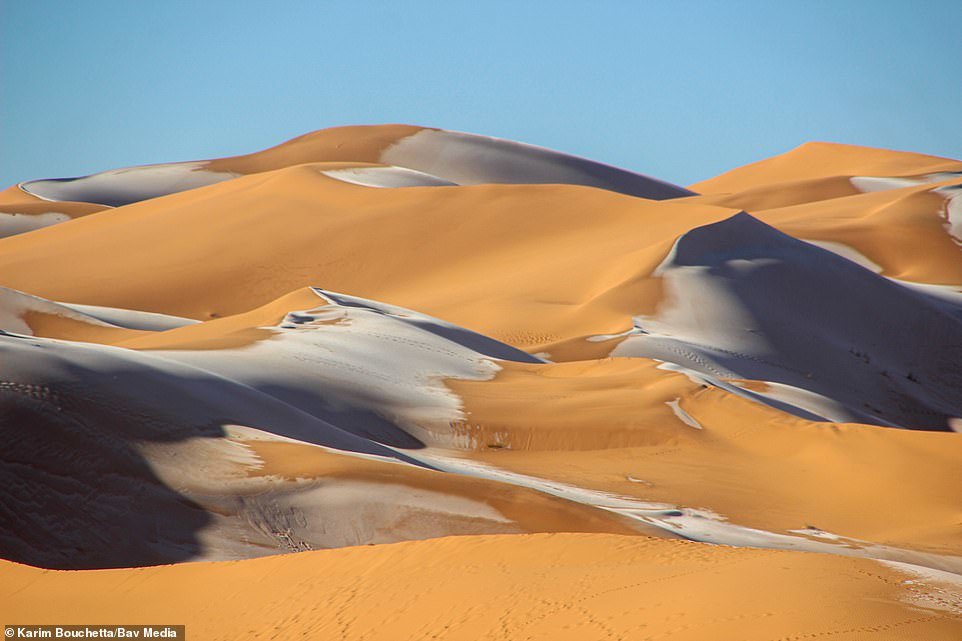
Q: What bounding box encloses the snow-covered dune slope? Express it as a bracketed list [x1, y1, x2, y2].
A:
[20, 161, 242, 207]
[0, 329, 416, 568]
[15, 125, 693, 210]
[596, 212, 962, 429]
[143, 288, 544, 448]
[379, 128, 694, 199]
[0, 288, 631, 569]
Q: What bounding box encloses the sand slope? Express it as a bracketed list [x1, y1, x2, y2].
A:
[2, 534, 960, 641]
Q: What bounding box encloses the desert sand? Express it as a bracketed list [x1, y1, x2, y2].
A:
[3, 534, 961, 641]
[1, 125, 960, 639]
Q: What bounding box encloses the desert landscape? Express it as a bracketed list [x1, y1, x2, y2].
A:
[1, 124, 961, 639]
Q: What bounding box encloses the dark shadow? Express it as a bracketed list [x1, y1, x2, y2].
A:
[0, 378, 214, 569]
[252, 383, 425, 449]
[318, 289, 546, 364]
[668, 212, 962, 430]
[0, 332, 431, 569]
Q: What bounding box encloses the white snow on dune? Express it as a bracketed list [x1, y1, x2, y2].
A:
[0, 286, 198, 335]
[597, 212, 962, 429]
[851, 172, 962, 244]
[849, 176, 929, 192]
[3, 282, 961, 572]
[383, 129, 696, 200]
[0, 212, 70, 238]
[650, 360, 851, 423]
[0, 287, 126, 335]
[0, 288, 578, 566]
[0, 329, 434, 568]
[320, 165, 456, 188]
[937, 183, 962, 243]
[60, 302, 197, 331]
[883, 560, 962, 614]
[19, 161, 240, 208]
[665, 398, 702, 429]
[0, 330, 417, 461]
[728, 380, 858, 423]
[850, 172, 962, 193]
[412, 450, 962, 575]
[135, 428, 519, 561]
[155, 289, 543, 448]
[314, 289, 546, 364]
[13, 128, 694, 210]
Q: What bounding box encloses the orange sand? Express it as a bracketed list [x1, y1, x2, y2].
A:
[2, 534, 959, 641]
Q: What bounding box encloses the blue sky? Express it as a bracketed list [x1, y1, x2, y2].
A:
[2, 1, 960, 188]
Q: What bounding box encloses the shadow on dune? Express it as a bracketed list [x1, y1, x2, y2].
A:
[0, 331, 429, 569]
[0, 373, 216, 569]
[250, 383, 425, 449]
[639, 212, 962, 430]
[315, 289, 546, 364]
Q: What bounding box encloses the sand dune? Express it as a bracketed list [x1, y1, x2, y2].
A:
[12, 125, 692, 212]
[3, 534, 960, 641]
[378, 128, 696, 198]
[690, 141, 962, 195]
[597, 211, 962, 428]
[0, 185, 107, 238]
[1, 125, 960, 637]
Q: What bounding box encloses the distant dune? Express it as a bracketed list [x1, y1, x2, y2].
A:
[1, 125, 960, 639]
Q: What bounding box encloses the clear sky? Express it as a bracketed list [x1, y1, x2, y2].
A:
[2, 1, 961, 189]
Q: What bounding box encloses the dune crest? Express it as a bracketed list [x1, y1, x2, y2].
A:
[13, 124, 694, 212]
[598, 211, 962, 428]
